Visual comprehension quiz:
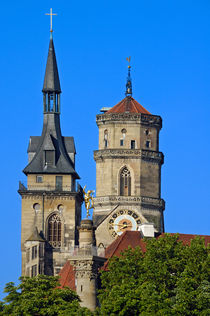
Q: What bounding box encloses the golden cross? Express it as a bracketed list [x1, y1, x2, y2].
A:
[45, 8, 57, 33]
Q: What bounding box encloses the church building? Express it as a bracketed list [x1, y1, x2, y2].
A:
[19, 27, 210, 311]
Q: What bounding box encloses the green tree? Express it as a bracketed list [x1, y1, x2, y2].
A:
[0, 275, 92, 316]
[97, 234, 210, 316]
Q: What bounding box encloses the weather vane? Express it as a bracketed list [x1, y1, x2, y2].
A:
[125, 56, 132, 96]
[83, 185, 95, 218]
[45, 8, 57, 34]
[126, 56, 131, 69]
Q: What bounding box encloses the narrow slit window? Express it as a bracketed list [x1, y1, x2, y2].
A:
[32, 246, 37, 260]
[31, 265, 37, 277]
[145, 140, 151, 148]
[104, 130, 108, 148]
[120, 139, 124, 146]
[131, 140, 135, 149]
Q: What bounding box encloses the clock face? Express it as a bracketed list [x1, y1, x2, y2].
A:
[108, 209, 141, 238]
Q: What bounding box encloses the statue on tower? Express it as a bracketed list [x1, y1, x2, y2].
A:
[83, 185, 95, 218]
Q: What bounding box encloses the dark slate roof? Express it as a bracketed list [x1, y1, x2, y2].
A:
[26, 227, 45, 242]
[23, 113, 80, 178]
[42, 38, 61, 93]
[63, 137, 76, 154]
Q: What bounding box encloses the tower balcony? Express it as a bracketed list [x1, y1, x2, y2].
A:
[18, 181, 83, 195]
[94, 148, 164, 164]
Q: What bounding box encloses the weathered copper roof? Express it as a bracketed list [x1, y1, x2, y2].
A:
[42, 38, 61, 93]
[106, 96, 151, 114]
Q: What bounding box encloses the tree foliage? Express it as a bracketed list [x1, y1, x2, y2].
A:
[0, 275, 91, 316]
[97, 234, 210, 316]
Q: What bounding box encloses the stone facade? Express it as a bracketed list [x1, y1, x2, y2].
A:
[19, 178, 83, 276]
[93, 109, 165, 247]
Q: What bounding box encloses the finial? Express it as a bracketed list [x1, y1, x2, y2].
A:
[83, 185, 95, 218]
[125, 56, 132, 97]
[45, 8, 57, 37]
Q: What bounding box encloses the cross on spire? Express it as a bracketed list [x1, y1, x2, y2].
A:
[45, 8, 57, 34]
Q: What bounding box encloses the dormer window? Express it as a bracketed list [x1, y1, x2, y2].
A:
[45, 151, 54, 166]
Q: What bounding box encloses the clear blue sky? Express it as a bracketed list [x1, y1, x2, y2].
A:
[0, 0, 210, 299]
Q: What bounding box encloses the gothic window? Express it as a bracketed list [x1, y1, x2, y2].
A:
[120, 167, 131, 196]
[48, 214, 62, 248]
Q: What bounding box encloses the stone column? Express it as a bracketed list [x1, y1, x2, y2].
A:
[69, 219, 106, 311]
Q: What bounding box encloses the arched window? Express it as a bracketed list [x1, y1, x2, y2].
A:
[120, 167, 131, 196]
[48, 214, 61, 248]
[104, 130, 108, 148]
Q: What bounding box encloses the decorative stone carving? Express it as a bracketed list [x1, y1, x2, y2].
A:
[96, 113, 162, 128]
[70, 259, 101, 280]
[93, 195, 165, 210]
[94, 149, 164, 164]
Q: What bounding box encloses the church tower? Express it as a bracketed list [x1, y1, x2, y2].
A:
[19, 34, 83, 276]
[93, 64, 165, 247]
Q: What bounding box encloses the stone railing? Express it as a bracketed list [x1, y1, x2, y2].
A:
[18, 181, 83, 194]
[96, 113, 162, 128]
[94, 149, 164, 164]
[93, 195, 165, 209]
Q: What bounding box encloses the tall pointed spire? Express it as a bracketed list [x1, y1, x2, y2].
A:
[42, 9, 61, 113]
[42, 38, 61, 94]
[125, 57, 132, 97]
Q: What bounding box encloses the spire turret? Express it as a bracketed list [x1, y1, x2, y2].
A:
[125, 57, 132, 97]
[42, 38, 61, 113]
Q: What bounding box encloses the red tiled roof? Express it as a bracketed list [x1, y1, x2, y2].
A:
[59, 232, 210, 285]
[59, 261, 76, 291]
[160, 233, 210, 247]
[103, 232, 210, 270]
[106, 96, 151, 114]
